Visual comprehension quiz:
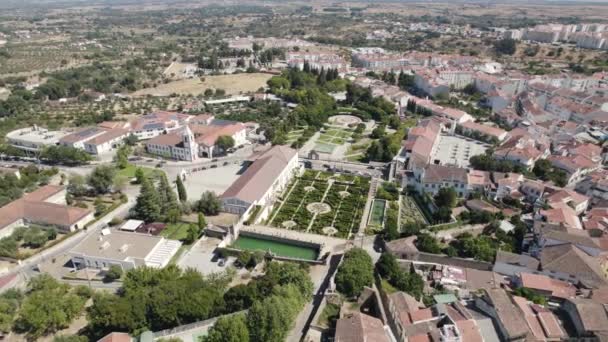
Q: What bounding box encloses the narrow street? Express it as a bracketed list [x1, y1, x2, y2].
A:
[287, 254, 342, 342]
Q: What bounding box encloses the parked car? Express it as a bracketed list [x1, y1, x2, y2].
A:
[223, 161, 229, 166]
[210, 164, 218, 168]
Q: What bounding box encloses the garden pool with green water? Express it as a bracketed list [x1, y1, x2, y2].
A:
[233, 235, 319, 261]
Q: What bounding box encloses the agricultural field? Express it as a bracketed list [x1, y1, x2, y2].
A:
[132, 73, 273, 97]
[267, 170, 370, 239]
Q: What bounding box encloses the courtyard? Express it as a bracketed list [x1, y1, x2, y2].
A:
[182, 162, 246, 200]
[266, 170, 371, 239]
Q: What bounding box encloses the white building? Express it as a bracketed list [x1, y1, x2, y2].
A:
[129, 111, 193, 140]
[0, 185, 94, 239]
[83, 128, 130, 155]
[6, 126, 67, 153]
[70, 229, 182, 271]
[221, 145, 299, 218]
[145, 120, 248, 161]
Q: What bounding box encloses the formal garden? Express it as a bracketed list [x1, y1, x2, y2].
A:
[267, 170, 370, 239]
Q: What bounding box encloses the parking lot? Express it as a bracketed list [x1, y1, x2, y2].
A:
[432, 134, 489, 168]
[178, 236, 235, 275]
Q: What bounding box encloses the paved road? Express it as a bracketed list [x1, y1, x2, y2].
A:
[301, 157, 386, 178]
[62, 279, 122, 291]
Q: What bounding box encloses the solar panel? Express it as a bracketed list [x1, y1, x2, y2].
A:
[143, 123, 164, 130]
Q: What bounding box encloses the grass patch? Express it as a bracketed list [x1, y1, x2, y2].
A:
[160, 223, 191, 241]
[317, 302, 340, 329]
[381, 278, 398, 294]
[116, 164, 162, 179]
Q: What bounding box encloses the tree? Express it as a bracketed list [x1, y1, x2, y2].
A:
[201, 314, 249, 342]
[434, 187, 457, 208]
[494, 38, 517, 55]
[87, 165, 116, 194]
[67, 175, 88, 197]
[104, 265, 123, 282]
[415, 233, 442, 254]
[114, 145, 130, 169]
[247, 285, 304, 342]
[335, 248, 374, 298]
[176, 176, 187, 202]
[124, 134, 138, 146]
[87, 266, 228, 338]
[134, 167, 145, 184]
[198, 213, 206, 231]
[131, 176, 161, 222]
[196, 191, 221, 215]
[216, 135, 235, 152]
[157, 173, 180, 222]
[40, 146, 92, 166]
[185, 224, 200, 244]
[15, 275, 86, 339]
[370, 125, 386, 139]
[532, 159, 552, 179]
[0, 289, 22, 334]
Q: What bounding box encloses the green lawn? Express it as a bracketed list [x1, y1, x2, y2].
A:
[160, 223, 191, 241]
[116, 164, 162, 179]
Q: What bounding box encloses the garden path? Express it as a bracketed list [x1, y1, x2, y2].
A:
[329, 185, 349, 228]
[306, 180, 334, 233]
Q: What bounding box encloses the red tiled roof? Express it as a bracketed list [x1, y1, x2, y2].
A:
[221, 146, 296, 204]
[0, 185, 92, 230]
[519, 272, 576, 299]
[86, 128, 129, 146]
[335, 312, 390, 342]
[455, 320, 483, 342]
[97, 332, 131, 342]
[146, 133, 182, 147]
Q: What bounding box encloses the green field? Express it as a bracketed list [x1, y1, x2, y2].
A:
[160, 223, 191, 241]
[369, 199, 386, 227]
[233, 235, 318, 260]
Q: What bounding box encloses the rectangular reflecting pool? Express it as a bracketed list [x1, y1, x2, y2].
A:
[233, 235, 319, 261]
